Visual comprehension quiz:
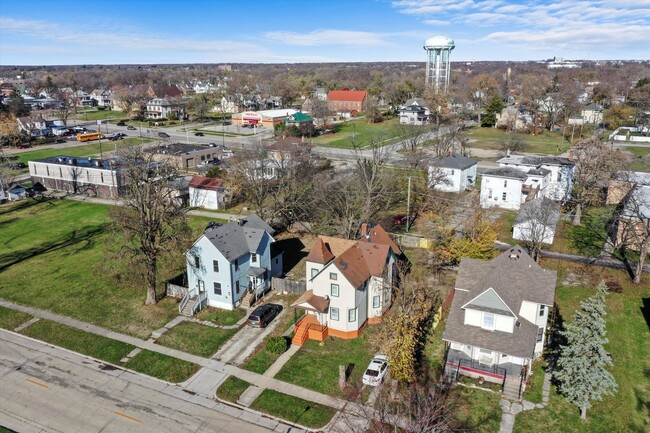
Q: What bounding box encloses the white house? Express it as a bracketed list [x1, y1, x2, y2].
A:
[497, 154, 576, 202]
[480, 167, 532, 210]
[429, 153, 477, 192]
[90, 89, 112, 108]
[188, 175, 229, 210]
[442, 246, 556, 398]
[397, 98, 431, 125]
[145, 98, 185, 120]
[581, 103, 603, 124]
[185, 214, 283, 313]
[291, 224, 403, 344]
[513, 197, 561, 245]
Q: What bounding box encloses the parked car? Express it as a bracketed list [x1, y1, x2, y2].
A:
[116, 122, 126, 126]
[16, 144, 32, 149]
[127, 125, 137, 130]
[362, 355, 388, 386]
[8, 162, 27, 169]
[393, 214, 408, 225]
[194, 132, 204, 136]
[246, 304, 283, 328]
[54, 138, 66, 143]
[158, 132, 170, 138]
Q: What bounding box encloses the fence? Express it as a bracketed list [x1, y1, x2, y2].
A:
[390, 232, 434, 250]
[272, 277, 306, 295]
[166, 273, 188, 298]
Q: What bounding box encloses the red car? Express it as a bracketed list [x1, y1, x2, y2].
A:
[17, 144, 32, 149]
[393, 214, 408, 225]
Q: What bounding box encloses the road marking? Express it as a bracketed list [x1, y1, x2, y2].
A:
[113, 411, 142, 423]
[26, 378, 48, 388]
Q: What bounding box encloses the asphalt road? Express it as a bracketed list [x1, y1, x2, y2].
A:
[0, 330, 273, 433]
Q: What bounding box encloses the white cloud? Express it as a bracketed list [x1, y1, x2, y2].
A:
[263, 29, 388, 46]
[423, 19, 450, 26]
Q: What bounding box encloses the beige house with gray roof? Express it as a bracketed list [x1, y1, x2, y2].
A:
[442, 246, 556, 399]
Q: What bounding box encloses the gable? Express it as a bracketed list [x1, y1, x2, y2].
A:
[462, 288, 515, 317]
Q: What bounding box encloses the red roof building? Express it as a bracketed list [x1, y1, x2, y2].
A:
[327, 90, 367, 113]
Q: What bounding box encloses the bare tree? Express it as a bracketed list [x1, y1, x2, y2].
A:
[571, 138, 627, 225]
[397, 124, 432, 169]
[227, 146, 274, 220]
[515, 197, 560, 261]
[0, 148, 20, 198]
[110, 145, 191, 305]
[614, 184, 650, 284]
[468, 74, 499, 125]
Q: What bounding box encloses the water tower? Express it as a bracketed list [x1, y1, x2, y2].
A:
[424, 35, 455, 93]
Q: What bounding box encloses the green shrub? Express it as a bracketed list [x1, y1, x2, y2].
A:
[265, 336, 289, 354]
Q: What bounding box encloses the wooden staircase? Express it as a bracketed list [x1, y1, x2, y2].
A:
[502, 377, 522, 401]
[241, 291, 256, 309]
[180, 296, 198, 317]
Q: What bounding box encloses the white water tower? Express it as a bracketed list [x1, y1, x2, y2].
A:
[424, 35, 455, 93]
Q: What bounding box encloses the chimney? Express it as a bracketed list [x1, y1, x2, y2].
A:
[568, 150, 574, 161]
[237, 218, 244, 226]
[361, 223, 368, 237]
[506, 148, 511, 157]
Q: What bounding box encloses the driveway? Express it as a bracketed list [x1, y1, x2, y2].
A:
[213, 305, 287, 365]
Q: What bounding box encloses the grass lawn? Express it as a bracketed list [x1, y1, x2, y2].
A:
[564, 206, 614, 258]
[274, 333, 375, 397]
[624, 146, 650, 172]
[20, 319, 135, 364]
[450, 386, 503, 433]
[195, 307, 246, 326]
[155, 321, 238, 358]
[522, 359, 546, 404]
[0, 200, 183, 339]
[462, 127, 568, 155]
[624, 146, 650, 157]
[0, 306, 32, 330]
[250, 389, 336, 429]
[514, 262, 650, 433]
[311, 117, 401, 148]
[215, 376, 251, 403]
[124, 349, 200, 383]
[493, 209, 518, 244]
[74, 110, 123, 121]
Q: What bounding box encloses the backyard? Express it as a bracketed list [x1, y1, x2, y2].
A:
[462, 127, 569, 155]
[624, 146, 650, 172]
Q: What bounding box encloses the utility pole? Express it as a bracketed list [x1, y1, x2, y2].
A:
[406, 175, 412, 232]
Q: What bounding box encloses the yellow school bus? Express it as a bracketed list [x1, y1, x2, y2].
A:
[76, 132, 103, 142]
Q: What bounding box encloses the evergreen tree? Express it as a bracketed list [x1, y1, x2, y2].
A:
[554, 282, 617, 420]
[481, 95, 505, 127]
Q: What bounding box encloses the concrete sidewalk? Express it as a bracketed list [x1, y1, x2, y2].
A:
[0, 299, 347, 412]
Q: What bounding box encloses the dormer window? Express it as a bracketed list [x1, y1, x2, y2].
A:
[251, 253, 257, 263]
[481, 312, 495, 331]
[539, 305, 546, 317]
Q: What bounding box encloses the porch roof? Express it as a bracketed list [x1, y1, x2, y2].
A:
[291, 289, 330, 313]
[246, 266, 266, 277]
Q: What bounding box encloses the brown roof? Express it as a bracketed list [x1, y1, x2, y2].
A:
[333, 242, 390, 289]
[318, 236, 356, 257]
[189, 176, 223, 191]
[327, 90, 367, 102]
[291, 290, 330, 313]
[359, 224, 401, 256]
[305, 237, 336, 264]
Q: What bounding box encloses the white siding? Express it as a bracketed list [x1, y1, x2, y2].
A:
[513, 221, 556, 244]
[519, 301, 538, 325]
[189, 187, 222, 210]
[480, 175, 523, 210]
[305, 260, 325, 291]
[464, 308, 482, 327]
[494, 315, 515, 333]
[430, 164, 477, 192]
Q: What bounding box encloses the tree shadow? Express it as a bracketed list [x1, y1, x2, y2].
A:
[273, 237, 306, 275]
[0, 197, 52, 216]
[0, 224, 107, 271]
[641, 298, 650, 332]
[545, 302, 566, 389]
[631, 373, 650, 433]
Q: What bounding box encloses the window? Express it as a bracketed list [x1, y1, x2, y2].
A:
[539, 305, 546, 317]
[251, 253, 257, 263]
[348, 308, 357, 322]
[536, 327, 544, 342]
[235, 281, 240, 294]
[504, 180, 508, 187]
[502, 192, 507, 201]
[234, 259, 239, 272]
[451, 169, 455, 175]
[372, 295, 380, 308]
[331, 284, 339, 297]
[213, 282, 222, 295]
[100, 172, 104, 183]
[311, 268, 318, 278]
[329, 272, 337, 280]
[193, 255, 200, 268]
[557, 172, 562, 182]
[213, 260, 219, 273]
[482, 312, 495, 330]
[330, 307, 339, 321]
[46, 166, 49, 176]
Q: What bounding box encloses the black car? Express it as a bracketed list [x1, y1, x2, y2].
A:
[158, 132, 170, 138]
[246, 304, 283, 328]
[54, 138, 66, 143]
[8, 162, 27, 169]
[194, 132, 204, 136]
[116, 122, 127, 126]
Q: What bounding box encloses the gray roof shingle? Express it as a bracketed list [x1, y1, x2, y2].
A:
[431, 153, 477, 170]
[202, 214, 274, 262]
[482, 167, 529, 180]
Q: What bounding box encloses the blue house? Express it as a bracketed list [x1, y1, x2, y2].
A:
[184, 214, 283, 314]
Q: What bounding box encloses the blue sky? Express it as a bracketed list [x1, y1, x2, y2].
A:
[0, 0, 648, 65]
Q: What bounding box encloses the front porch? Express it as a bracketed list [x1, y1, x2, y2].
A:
[291, 314, 328, 346]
